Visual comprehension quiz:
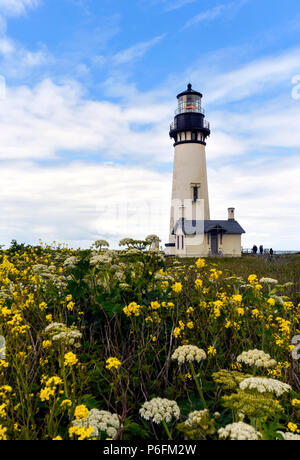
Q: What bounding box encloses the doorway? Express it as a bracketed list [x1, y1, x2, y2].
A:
[210, 231, 218, 255]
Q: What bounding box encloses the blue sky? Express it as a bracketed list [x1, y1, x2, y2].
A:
[0, 0, 300, 249]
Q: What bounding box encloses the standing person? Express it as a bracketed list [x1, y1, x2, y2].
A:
[252, 245, 258, 254]
[259, 245, 264, 255]
[270, 248, 274, 256]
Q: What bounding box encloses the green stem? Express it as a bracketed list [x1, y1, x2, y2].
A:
[190, 362, 207, 409]
[162, 420, 172, 440]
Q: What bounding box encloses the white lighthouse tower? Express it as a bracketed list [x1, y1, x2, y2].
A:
[165, 84, 245, 258]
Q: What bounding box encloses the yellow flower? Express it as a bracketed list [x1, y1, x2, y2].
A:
[173, 327, 181, 339]
[0, 403, 7, 418]
[210, 269, 222, 280]
[248, 274, 258, 285]
[179, 320, 185, 330]
[187, 321, 194, 329]
[39, 375, 62, 402]
[172, 282, 182, 294]
[255, 284, 263, 291]
[237, 307, 245, 317]
[145, 316, 153, 323]
[39, 302, 48, 311]
[151, 301, 160, 310]
[69, 425, 93, 440]
[232, 294, 242, 304]
[195, 279, 203, 289]
[267, 298, 276, 307]
[67, 301, 75, 311]
[251, 309, 260, 318]
[225, 319, 231, 328]
[195, 258, 206, 269]
[42, 340, 52, 349]
[74, 405, 89, 420]
[0, 425, 7, 440]
[232, 362, 242, 371]
[186, 307, 194, 314]
[123, 302, 141, 317]
[288, 422, 298, 433]
[292, 399, 300, 407]
[64, 352, 79, 367]
[207, 346, 217, 357]
[61, 399, 72, 409]
[53, 436, 63, 440]
[106, 357, 121, 370]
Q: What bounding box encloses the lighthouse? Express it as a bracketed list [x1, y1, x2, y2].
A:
[165, 84, 245, 258]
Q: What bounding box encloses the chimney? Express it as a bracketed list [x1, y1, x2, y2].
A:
[228, 207, 235, 220]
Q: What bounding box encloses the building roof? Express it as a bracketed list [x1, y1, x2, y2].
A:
[173, 219, 246, 235]
[177, 83, 203, 99]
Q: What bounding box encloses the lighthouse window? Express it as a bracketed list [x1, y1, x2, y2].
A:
[182, 236, 184, 249]
[191, 131, 197, 141]
[193, 186, 198, 202]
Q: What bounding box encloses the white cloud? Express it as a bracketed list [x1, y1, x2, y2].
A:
[0, 161, 171, 248]
[0, 37, 299, 250]
[112, 34, 166, 66]
[0, 154, 299, 251]
[208, 156, 300, 250]
[141, 0, 198, 12]
[184, 3, 228, 29]
[0, 0, 39, 18]
[182, 0, 249, 30]
[0, 79, 173, 162]
[203, 47, 300, 104]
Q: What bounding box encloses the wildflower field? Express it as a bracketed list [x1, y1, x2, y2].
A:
[0, 238, 300, 441]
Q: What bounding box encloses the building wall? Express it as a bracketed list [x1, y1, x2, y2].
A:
[172, 233, 242, 258]
[219, 234, 242, 257]
[169, 140, 210, 245]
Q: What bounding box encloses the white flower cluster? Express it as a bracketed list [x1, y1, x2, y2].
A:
[218, 422, 262, 441]
[259, 277, 278, 285]
[45, 323, 82, 346]
[184, 409, 209, 427]
[72, 409, 120, 439]
[63, 256, 79, 268]
[237, 349, 277, 368]
[239, 377, 292, 397]
[140, 398, 180, 424]
[90, 254, 112, 265]
[0, 290, 11, 300]
[32, 264, 50, 274]
[171, 345, 207, 364]
[126, 248, 142, 256]
[93, 240, 109, 249]
[277, 431, 300, 441]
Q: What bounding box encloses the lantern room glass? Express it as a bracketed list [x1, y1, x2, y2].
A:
[177, 94, 202, 115]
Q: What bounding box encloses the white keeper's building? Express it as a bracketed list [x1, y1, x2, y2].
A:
[165, 84, 245, 258]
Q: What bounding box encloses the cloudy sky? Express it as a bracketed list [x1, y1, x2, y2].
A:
[0, 0, 299, 249]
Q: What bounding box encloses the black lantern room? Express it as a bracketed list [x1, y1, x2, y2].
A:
[169, 83, 210, 146]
